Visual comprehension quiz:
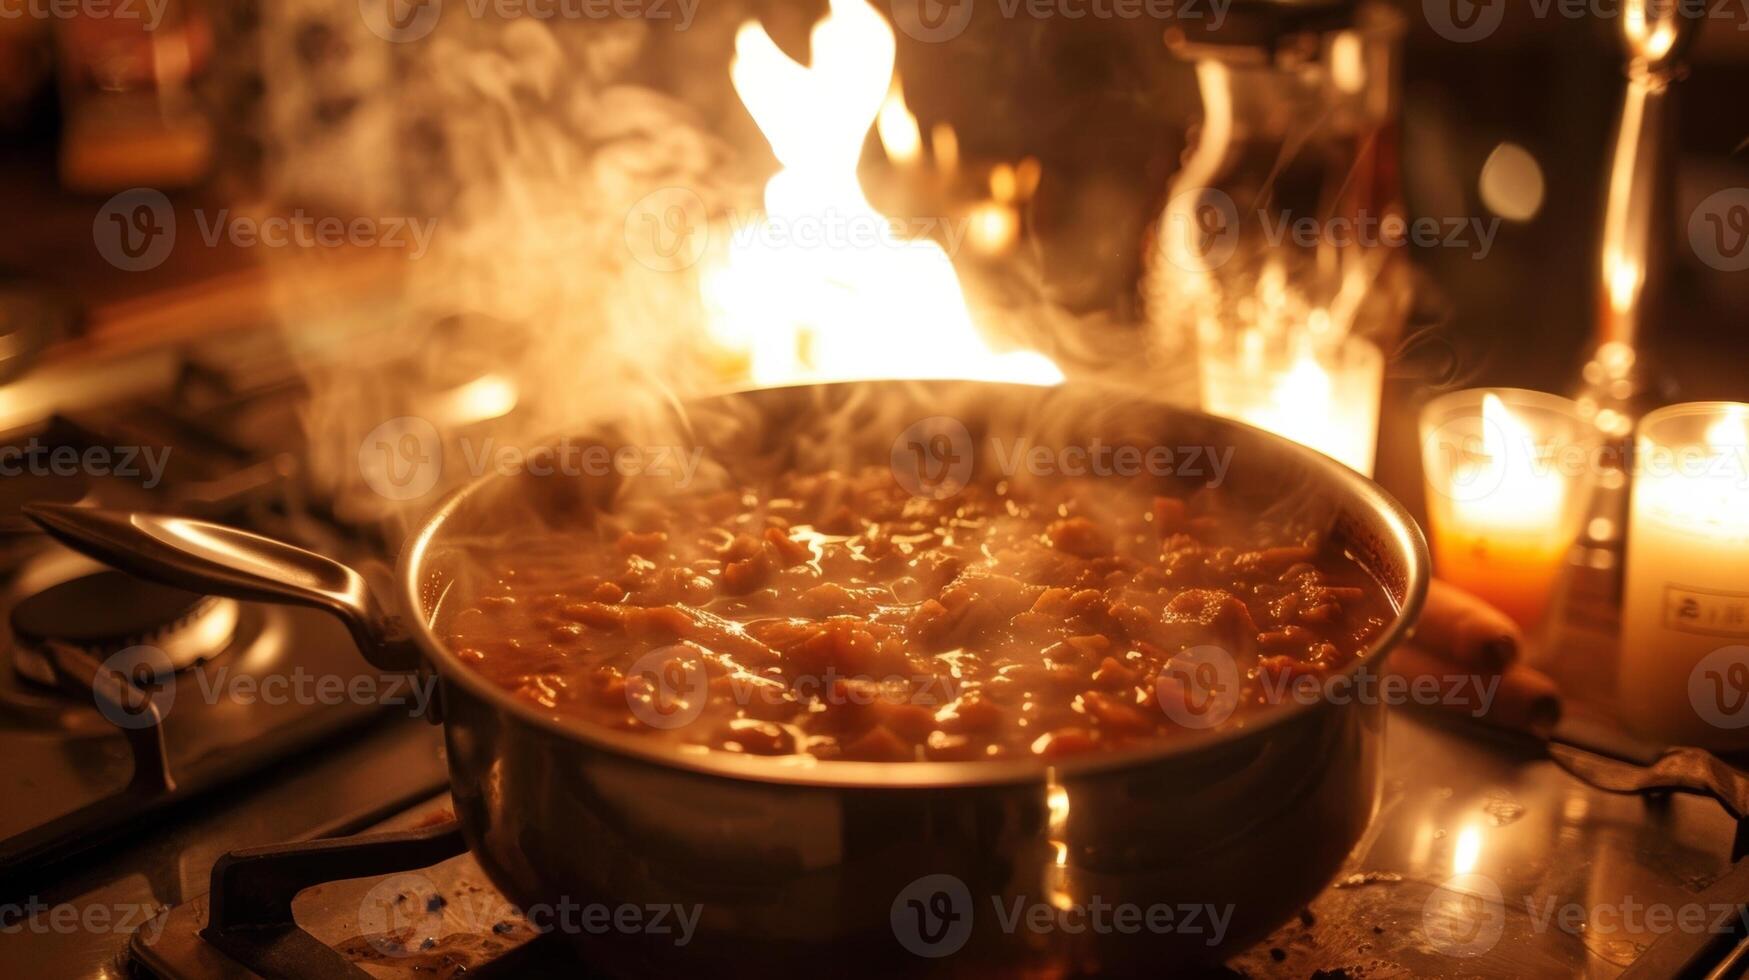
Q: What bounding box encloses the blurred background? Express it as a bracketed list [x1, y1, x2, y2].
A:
[0, 0, 1745, 511]
[2, 7, 1747, 975]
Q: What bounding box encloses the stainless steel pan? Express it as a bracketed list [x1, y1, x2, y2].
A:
[27, 380, 1429, 977]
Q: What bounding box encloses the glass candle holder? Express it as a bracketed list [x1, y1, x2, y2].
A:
[1618, 403, 1749, 749]
[1419, 388, 1601, 641]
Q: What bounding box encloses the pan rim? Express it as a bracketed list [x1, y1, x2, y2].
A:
[400, 379, 1430, 789]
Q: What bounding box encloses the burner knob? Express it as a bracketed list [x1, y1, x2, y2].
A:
[10, 570, 241, 686]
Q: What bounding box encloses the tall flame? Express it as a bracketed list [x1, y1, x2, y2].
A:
[1705, 406, 1749, 450]
[1467, 393, 1563, 528]
[702, 0, 1060, 387]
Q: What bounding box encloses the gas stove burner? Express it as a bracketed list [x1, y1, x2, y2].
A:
[9, 570, 241, 687]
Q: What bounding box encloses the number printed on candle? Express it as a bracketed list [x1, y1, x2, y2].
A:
[1663, 585, 1749, 639]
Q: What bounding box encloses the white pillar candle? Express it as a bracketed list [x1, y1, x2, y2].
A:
[1619, 403, 1749, 748]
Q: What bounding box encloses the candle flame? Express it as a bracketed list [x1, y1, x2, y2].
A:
[1460, 393, 1564, 524]
[1480, 393, 1549, 477]
[1480, 393, 1512, 459]
[1705, 407, 1749, 450]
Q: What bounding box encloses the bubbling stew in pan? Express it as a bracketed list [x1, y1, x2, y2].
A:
[442, 465, 1394, 762]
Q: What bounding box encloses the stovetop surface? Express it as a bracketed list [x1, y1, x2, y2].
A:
[0, 328, 1742, 977]
[2, 706, 1734, 979]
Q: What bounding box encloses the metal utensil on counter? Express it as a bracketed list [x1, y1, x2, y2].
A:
[1546, 727, 1749, 977]
[1562, 730, 1749, 980]
[1548, 734, 1749, 857]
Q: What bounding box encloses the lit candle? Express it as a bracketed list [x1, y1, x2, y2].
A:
[1618, 403, 1749, 748]
[1420, 389, 1598, 636]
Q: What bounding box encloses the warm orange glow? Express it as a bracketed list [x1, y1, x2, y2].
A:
[703, 0, 1059, 387]
[1705, 406, 1749, 449]
[931, 122, 960, 177]
[989, 164, 1017, 203]
[1427, 392, 1583, 632]
[876, 83, 923, 168]
[967, 201, 1019, 255]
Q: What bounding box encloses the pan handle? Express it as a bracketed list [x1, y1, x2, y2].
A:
[22, 504, 421, 673]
